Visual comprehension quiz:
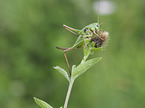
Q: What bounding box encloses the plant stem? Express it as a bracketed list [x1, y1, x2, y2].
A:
[81, 52, 90, 64]
[81, 56, 87, 64]
[64, 79, 74, 108]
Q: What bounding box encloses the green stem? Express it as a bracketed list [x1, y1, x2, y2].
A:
[64, 47, 91, 108]
[64, 78, 74, 108]
[81, 51, 90, 64]
[81, 46, 91, 64]
[81, 56, 87, 64]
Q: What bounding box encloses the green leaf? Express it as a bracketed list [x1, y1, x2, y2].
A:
[54, 66, 69, 81]
[34, 97, 53, 108]
[72, 65, 76, 73]
[73, 57, 102, 78]
[91, 47, 103, 52]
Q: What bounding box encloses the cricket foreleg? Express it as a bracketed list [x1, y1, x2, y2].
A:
[83, 34, 93, 48]
[94, 30, 102, 39]
[94, 30, 99, 36]
[83, 35, 93, 38]
[100, 29, 104, 32]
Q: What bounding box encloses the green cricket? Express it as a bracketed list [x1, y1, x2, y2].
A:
[56, 22, 109, 75]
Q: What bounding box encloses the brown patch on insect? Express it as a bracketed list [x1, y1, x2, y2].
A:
[91, 31, 109, 48]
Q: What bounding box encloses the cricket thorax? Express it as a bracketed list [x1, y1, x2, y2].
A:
[83, 28, 93, 35]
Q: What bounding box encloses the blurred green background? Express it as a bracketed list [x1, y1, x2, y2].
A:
[0, 0, 145, 108]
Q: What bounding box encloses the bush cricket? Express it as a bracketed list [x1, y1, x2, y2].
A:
[56, 22, 109, 76]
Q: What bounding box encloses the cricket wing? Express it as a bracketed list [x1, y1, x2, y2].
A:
[72, 35, 84, 48]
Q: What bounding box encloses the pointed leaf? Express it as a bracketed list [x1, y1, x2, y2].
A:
[73, 57, 102, 78]
[72, 65, 76, 73]
[91, 47, 103, 52]
[54, 66, 69, 81]
[34, 97, 53, 108]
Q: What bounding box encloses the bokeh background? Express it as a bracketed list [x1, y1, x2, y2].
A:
[0, 0, 145, 108]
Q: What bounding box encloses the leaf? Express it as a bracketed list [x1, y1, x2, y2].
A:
[34, 97, 53, 108]
[72, 65, 76, 73]
[73, 57, 102, 79]
[91, 47, 103, 52]
[54, 66, 70, 81]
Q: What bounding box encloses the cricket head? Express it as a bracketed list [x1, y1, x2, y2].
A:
[81, 23, 100, 36]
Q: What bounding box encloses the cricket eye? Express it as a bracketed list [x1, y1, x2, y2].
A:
[84, 28, 87, 32]
[96, 24, 99, 29]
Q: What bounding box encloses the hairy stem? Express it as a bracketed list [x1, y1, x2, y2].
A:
[64, 79, 74, 108]
[81, 52, 90, 64]
[81, 56, 88, 64]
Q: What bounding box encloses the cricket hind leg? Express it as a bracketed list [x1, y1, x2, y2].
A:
[63, 47, 74, 76]
[56, 47, 68, 50]
[63, 24, 80, 36]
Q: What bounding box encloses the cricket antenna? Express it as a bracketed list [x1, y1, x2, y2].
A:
[98, 15, 99, 25]
[97, 0, 100, 25]
[97, 0, 101, 38]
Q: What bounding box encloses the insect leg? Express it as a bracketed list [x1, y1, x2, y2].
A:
[56, 47, 68, 50]
[64, 47, 74, 76]
[99, 29, 105, 32]
[83, 34, 93, 48]
[63, 24, 80, 36]
[83, 35, 93, 38]
[93, 30, 98, 36]
[94, 30, 102, 39]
